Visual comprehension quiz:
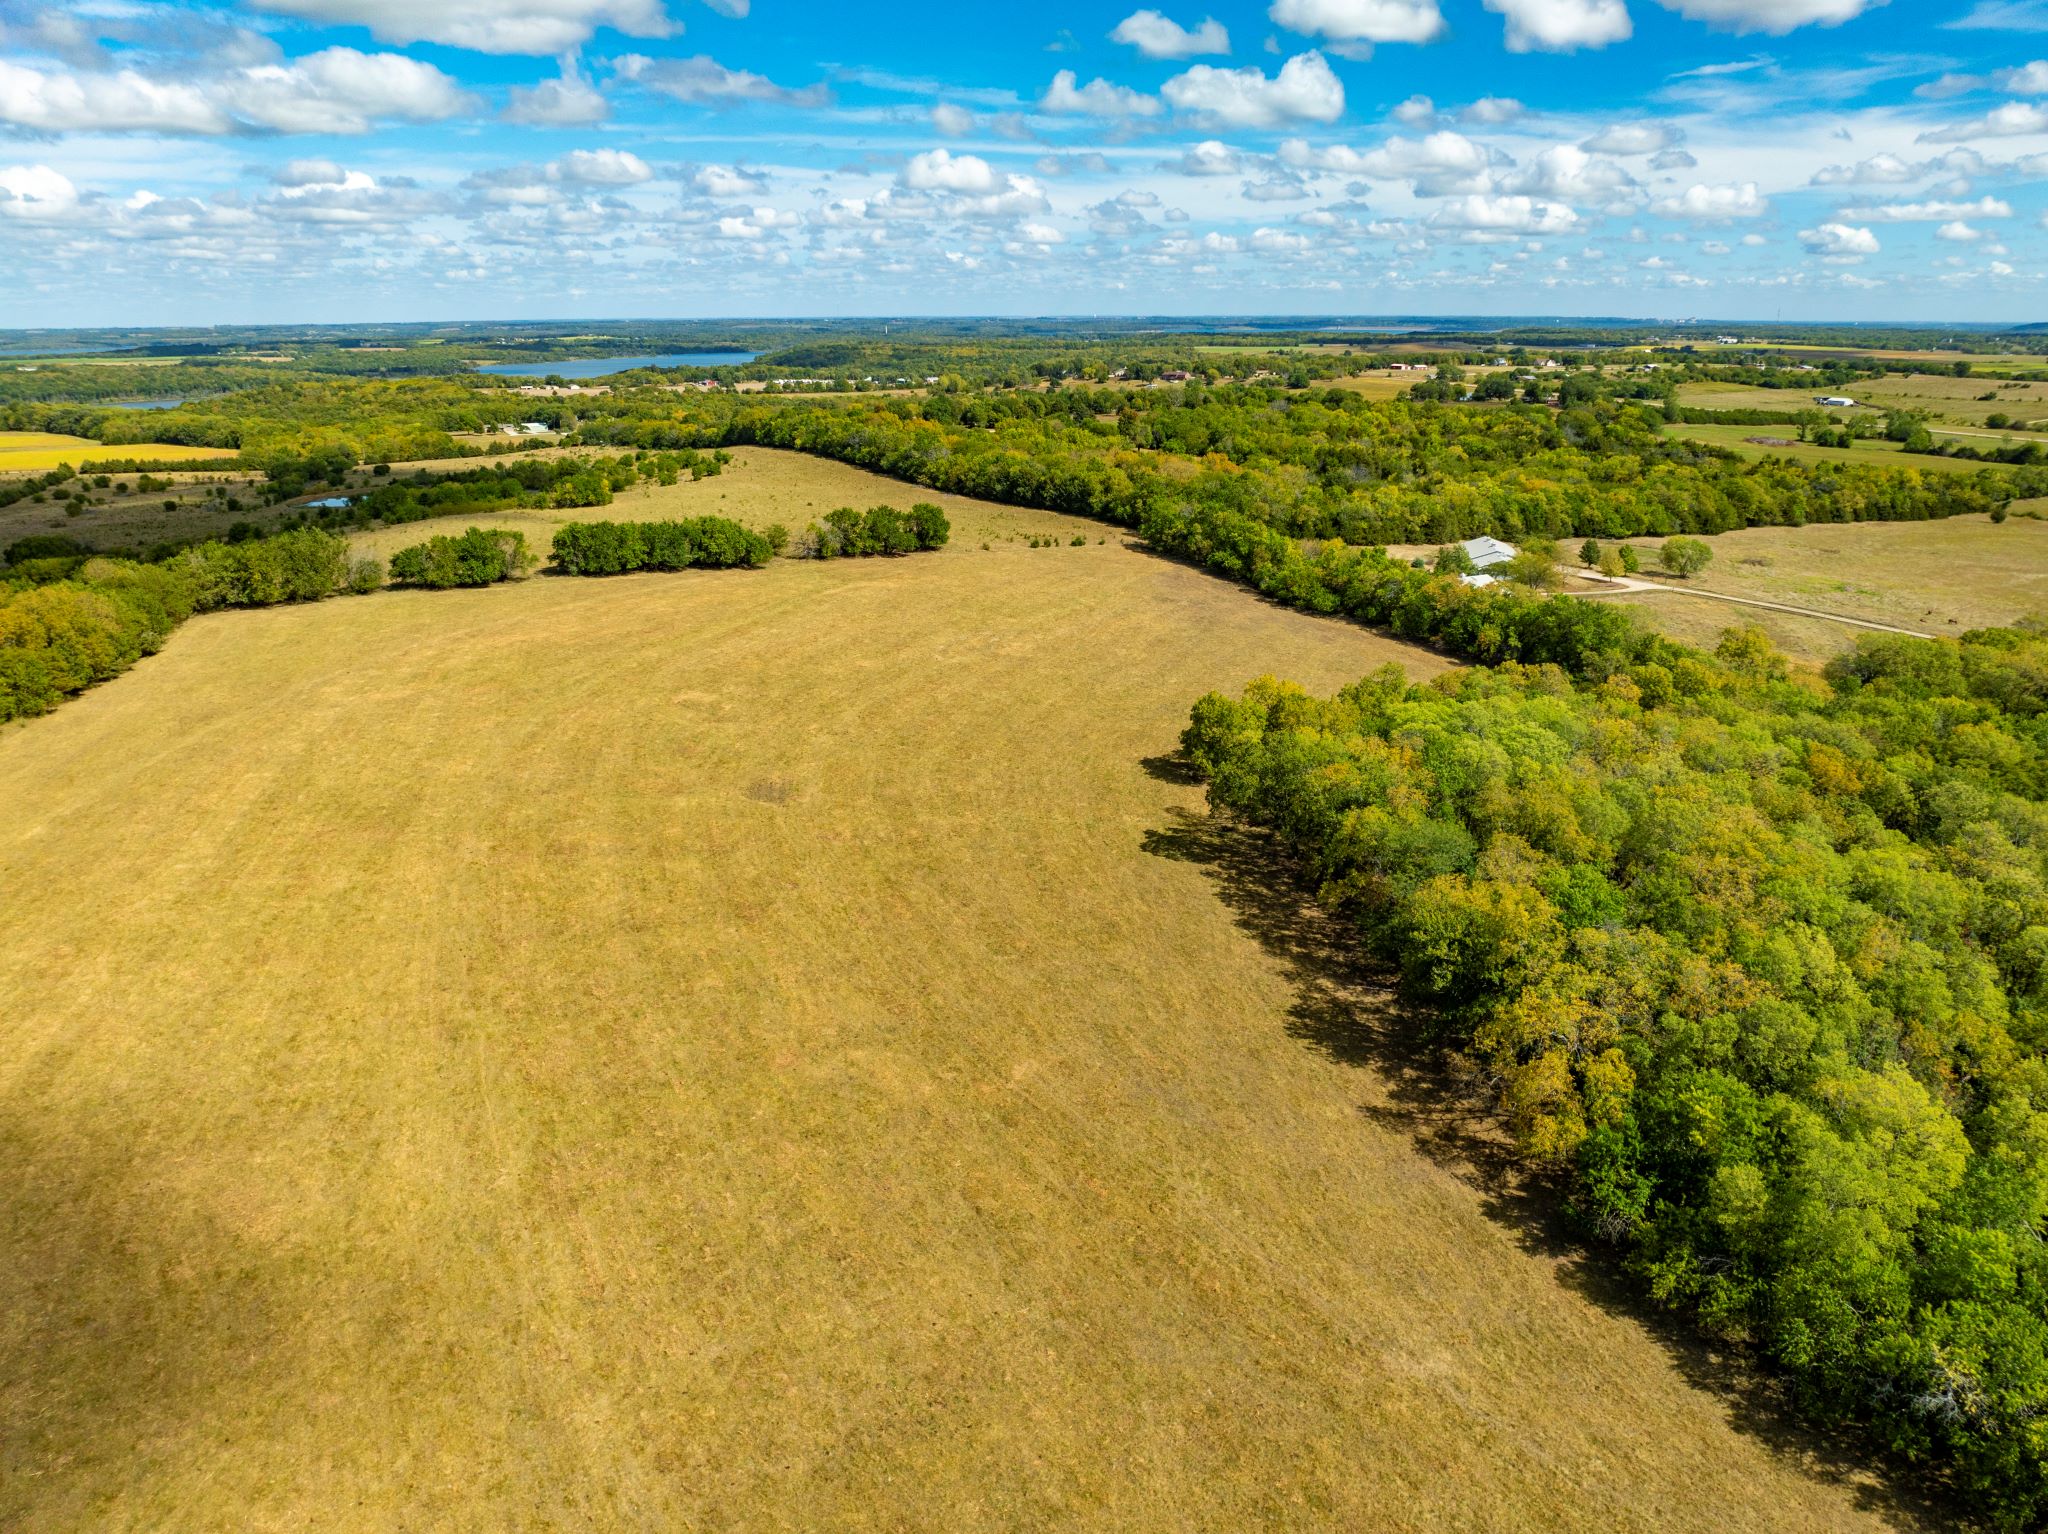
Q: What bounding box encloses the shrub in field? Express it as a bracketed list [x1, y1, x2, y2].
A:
[171, 527, 352, 608]
[1659, 536, 1714, 578]
[549, 517, 771, 576]
[803, 503, 949, 559]
[346, 555, 385, 594]
[908, 503, 950, 550]
[388, 528, 534, 588]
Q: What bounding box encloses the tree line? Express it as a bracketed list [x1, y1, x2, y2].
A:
[1182, 618, 2048, 1528]
[0, 528, 380, 724]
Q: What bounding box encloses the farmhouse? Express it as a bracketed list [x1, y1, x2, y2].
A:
[1460, 535, 1518, 571]
[1815, 395, 1859, 408]
[1458, 572, 1500, 588]
[501, 421, 552, 436]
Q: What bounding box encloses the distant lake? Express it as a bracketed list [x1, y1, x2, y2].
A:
[0, 342, 142, 358]
[477, 351, 760, 379]
[106, 398, 184, 410]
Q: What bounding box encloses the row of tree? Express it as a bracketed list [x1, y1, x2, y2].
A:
[548, 516, 777, 575]
[794, 503, 951, 558]
[0, 528, 374, 724]
[388, 528, 535, 588]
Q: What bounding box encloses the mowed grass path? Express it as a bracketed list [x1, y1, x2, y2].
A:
[0, 511, 1916, 1528]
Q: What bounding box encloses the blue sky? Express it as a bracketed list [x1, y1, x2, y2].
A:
[0, 0, 2044, 324]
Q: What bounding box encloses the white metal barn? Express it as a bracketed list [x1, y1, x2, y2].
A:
[1459, 536, 1518, 571]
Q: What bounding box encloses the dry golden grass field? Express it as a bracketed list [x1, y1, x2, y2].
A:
[1390, 511, 2045, 667]
[344, 446, 1096, 563]
[0, 454, 1930, 1531]
[1606, 590, 1877, 662]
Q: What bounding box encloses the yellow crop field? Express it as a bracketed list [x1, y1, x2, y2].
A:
[0, 431, 236, 474]
[0, 448, 1923, 1530]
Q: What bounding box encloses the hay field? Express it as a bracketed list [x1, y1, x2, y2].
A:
[0, 471, 1922, 1530]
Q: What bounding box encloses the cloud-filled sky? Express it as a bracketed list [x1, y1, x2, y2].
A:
[0, 0, 2043, 324]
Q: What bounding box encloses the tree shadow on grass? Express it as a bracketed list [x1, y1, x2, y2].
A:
[0, 1108, 293, 1525]
[1140, 786, 1949, 1533]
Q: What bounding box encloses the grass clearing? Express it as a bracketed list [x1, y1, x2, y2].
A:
[0, 452, 1922, 1530]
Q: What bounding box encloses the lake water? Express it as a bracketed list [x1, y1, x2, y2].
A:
[106, 398, 185, 410]
[477, 351, 760, 379]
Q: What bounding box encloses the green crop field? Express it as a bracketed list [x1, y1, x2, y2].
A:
[0, 450, 1925, 1532]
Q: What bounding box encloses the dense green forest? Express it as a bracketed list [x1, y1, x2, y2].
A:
[686, 386, 2021, 545]
[1182, 619, 2048, 1527]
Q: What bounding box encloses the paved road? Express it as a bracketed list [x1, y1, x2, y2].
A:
[1575, 572, 1937, 638]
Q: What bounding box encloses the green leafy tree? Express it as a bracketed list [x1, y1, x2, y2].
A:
[1660, 537, 1713, 578]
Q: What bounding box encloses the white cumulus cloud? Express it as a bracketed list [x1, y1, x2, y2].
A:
[1840, 194, 2012, 219]
[691, 163, 767, 197]
[503, 64, 609, 125]
[1111, 9, 1232, 56]
[1581, 121, 1678, 154]
[1653, 180, 1767, 218]
[252, 0, 676, 55]
[1268, 0, 1447, 44]
[0, 163, 80, 219]
[613, 54, 824, 107]
[1799, 221, 1878, 254]
[1040, 70, 1162, 117]
[0, 47, 478, 139]
[900, 148, 997, 193]
[552, 148, 651, 184]
[1921, 101, 2048, 140]
[1484, 0, 1632, 51]
[1429, 193, 1579, 233]
[1161, 51, 1344, 126]
[1647, 0, 1883, 32]
[1165, 139, 1245, 174]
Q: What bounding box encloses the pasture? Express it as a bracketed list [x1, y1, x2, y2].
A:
[0, 465, 262, 552]
[1657, 421, 1991, 473]
[1609, 513, 2048, 659]
[0, 455, 1920, 1530]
